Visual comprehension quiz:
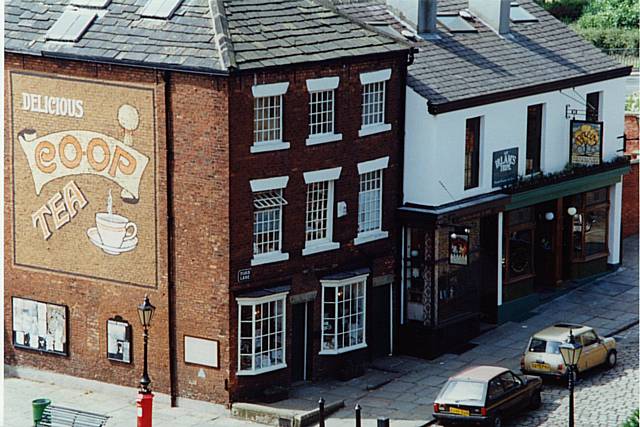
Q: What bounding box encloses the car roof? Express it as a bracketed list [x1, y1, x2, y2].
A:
[451, 366, 509, 382]
[532, 323, 592, 341]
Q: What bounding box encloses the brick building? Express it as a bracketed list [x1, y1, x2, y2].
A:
[4, 0, 411, 404]
[623, 113, 639, 238]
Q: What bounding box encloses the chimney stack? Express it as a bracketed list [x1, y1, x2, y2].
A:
[468, 0, 510, 35]
[387, 0, 437, 34]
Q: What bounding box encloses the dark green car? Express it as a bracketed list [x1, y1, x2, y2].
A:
[433, 366, 543, 427]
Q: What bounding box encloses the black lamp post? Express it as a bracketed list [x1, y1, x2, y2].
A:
[559, 330, 583, 427]
[137, 295, 156, 394]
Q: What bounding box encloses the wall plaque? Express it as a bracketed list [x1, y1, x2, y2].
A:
[492, 147, 519, 187]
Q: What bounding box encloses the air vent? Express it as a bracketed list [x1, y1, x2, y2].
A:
[437, 14, 477, 33]
[140, 0, 183, 19]
[510, 2, 538, 22]
[46, 9, 97, 42]
[69, 0, 111, 8]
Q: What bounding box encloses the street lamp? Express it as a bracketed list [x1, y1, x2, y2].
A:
[137, 295, 155, 393]
[559, 330, 583, 427]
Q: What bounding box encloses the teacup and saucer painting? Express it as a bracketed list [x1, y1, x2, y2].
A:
[87, 190, 139, 255]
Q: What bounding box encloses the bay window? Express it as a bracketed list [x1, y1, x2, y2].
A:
[320, 275, 367, 354]
[237, 293, 287, 375]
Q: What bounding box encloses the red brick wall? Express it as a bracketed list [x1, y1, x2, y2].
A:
[623, 114, 639, 238]
[226, 55, 406, 400]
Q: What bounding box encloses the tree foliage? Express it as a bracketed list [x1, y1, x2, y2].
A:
[577, 0, 640, 29]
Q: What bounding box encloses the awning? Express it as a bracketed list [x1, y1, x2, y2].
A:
[398, 192, 510, 225]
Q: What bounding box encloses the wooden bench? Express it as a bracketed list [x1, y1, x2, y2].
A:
[37, 405, 109, 427]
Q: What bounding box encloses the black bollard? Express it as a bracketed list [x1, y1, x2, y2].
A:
[377, 416, 390, 427]
[355, 403, 362, 427]
[319, 397, 325, 427]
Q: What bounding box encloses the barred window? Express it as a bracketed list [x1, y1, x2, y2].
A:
[321, 279, 366, 354]
[358, 170, 383, 233]
[309, 90, 335, 136]
[361, 81, 385, 127]
[238, 294, 286, 375]
[254, 95, 282, 144]
[253, 190, 287, 256]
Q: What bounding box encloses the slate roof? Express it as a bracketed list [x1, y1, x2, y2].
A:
[335, 0, 632, 113]
[5, 0, 409, 74]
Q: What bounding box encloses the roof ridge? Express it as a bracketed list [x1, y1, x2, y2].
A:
[209, 0, 236, 70]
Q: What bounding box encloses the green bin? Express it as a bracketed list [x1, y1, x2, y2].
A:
[32, 398, 51, 425]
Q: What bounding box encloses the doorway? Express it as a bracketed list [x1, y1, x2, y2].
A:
[479, 215, 498, 323]
[291, 301, 313, 382]
[370, 283, 392, 357]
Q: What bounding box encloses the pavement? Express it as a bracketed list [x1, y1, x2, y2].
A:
[4, 236, 638, 427]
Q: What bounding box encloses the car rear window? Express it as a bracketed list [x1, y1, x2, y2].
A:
[440, 380, 486, 402]
[529, 338, 561, 354]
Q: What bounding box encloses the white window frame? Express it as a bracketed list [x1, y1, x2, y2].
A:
[250, 176, 289, 266]
[306, 77, 342, 146]
[358, 69, 392, 137]
[320, 274, 368, 355]
[251, 82, 290, 153]
[355, 157, 389, 245]
[303, 167, 342, 255]
[237, 292, 288, 376]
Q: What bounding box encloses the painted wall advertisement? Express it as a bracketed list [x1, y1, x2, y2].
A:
[492, 147, 518, 188]
[10, 72, 157, 287]
[570, 120, 603, 166]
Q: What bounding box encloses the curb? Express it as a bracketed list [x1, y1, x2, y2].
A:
[606, 320, 639, 338]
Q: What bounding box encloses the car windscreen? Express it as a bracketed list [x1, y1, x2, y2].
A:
[529, 338, 562, 354]
[439, 380, 486, 402]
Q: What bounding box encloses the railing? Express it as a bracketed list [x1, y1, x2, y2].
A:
[318, 397, 391, 427]
[601, 48, 639, 69]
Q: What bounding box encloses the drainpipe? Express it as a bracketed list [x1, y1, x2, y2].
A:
[163, 70, 179, 407]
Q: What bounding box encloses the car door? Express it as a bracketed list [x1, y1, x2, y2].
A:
[494, 372, 521, 415]
[581, 330, 606, 369]
[486, 378, 506, 416]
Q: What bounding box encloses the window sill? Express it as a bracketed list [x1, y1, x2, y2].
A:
[250, 141, 290, 154]
[302, 241, 340, 256]
[251, 251, 289, 266]
[358, 123, 391, 138]
[237, 363, 287, 376]
[354, 230, 388, 246]
[305, 133, 342, 146]
[319, 342, 367, 355]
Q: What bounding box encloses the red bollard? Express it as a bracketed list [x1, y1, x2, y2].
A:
[137, 392, 154, 427]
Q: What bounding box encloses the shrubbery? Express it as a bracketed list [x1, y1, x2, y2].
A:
[537, 0, 589, 23]
[621, 409, 639, 427]
[577, 0, 640, 29]
[572, 25, 639, 51]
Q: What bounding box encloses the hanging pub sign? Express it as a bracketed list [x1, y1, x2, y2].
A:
[570, 120, 603, 166]
[449, 232, 469, 266]
[492, 147, 519, 187]
[107, 317, 132, 363]
[12, 297, 68, 356]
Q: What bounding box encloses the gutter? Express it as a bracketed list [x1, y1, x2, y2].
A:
[163, 70, 179, 407]
[427, 66, 633, 115]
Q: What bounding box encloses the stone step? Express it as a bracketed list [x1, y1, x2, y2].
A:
[231, 399, 344, 427]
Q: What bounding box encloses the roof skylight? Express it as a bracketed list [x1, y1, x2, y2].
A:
[46, 9, 97, 42]
[140, 0, 183, 19]
[510, 3, 539, 23]
[437, 14, 477, 33]
[69, 0, 111, 8]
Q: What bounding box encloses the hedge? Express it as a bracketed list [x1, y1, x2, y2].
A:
[572, 25, 640, 51]
[536, 0, 589, 23]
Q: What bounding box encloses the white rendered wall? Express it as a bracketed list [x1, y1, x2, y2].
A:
[403, 77, 628, 207]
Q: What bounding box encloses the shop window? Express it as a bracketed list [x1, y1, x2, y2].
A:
[465, 117, 481, 190]
[237, 293, 287, 375]
[571, 188, 609, 260]
[526, 104, 543, 174]
[504, 207, 535, 283]
[320, 276, 367, 354]
[586, 92, 600, 122]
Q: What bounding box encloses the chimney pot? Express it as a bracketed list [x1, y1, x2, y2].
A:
[418, 0, 437, 34]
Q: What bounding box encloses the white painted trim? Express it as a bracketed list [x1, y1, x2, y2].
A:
[497, 212, 503, 306]
[354, 230, 388, 245]
[250, 176, 289, 192]
[359, 68, 391, 85]
[320, 273, 370, 286]
[236, 364, 288, 376]
[303, 167, 342, 184]
[235, 291, 289, 304]
[252, 82, 289, 97]
[305, 132, 343, 146]
[302, 241, 340, 256]
[306, 76, 339, 92]
[250, 251, 289, 266]
[358, 123, 391, 137]
[250, 141, 290, 153]
[319, 342, 368, 356]
[357, 156, 389, 174]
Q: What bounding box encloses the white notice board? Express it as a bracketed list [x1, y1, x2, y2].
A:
[184, 336, 219, 368]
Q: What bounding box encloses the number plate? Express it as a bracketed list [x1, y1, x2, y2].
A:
[449, 407, 470, 416]
[531, 362, 549, 371]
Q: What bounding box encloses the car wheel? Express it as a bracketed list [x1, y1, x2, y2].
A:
[490, 415, 503, 427]
[529, 390, 542, 409]
[605, 350, 617, 369]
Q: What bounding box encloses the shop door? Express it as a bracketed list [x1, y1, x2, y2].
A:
[291, 302, 313, 382]
[534, 202, 557, 289]
[480, 215, 498, 323]
[370, 284, 392, 357]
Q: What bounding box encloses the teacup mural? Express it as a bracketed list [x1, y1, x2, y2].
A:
[11, 71, 157, 287]
[87, 190, 139, 255]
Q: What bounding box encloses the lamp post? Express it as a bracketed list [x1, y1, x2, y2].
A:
[559, 330, 583, 427]
[136, 295, 155, 427]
